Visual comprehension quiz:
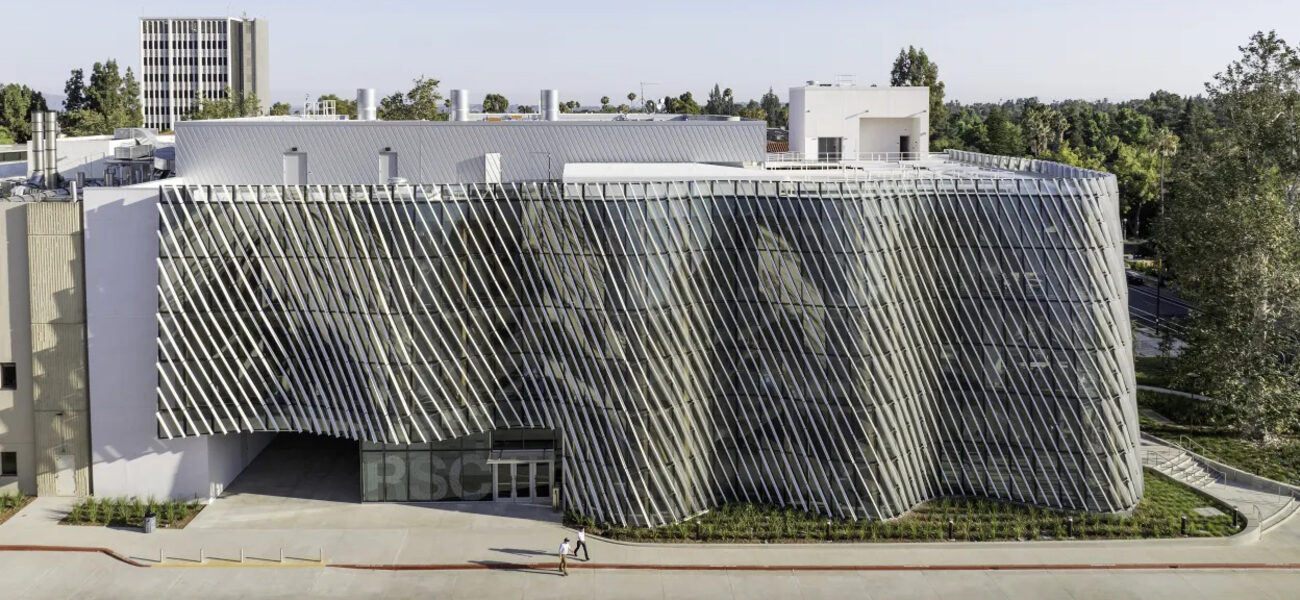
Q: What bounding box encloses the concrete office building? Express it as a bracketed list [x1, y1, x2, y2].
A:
[788, 83, 930, 160]
[140, 17, 270, 131]
[0, 94, 1141, 526]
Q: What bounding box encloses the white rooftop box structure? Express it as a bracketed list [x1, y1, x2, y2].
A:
[788, 84, 929, 160]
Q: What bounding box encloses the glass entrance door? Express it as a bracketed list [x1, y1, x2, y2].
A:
[492, 461, 552, 503]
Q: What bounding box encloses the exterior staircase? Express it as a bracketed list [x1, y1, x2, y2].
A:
[1148, 448, 1219, 487]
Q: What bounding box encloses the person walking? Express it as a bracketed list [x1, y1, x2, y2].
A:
[572, 526, 589, 561]
[558, 538, 571, 576]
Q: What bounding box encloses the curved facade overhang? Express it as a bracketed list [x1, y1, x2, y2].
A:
[154, 160, 1141, 525]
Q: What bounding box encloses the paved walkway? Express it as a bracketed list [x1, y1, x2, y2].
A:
[3, 549, 1298, 600]
[4, 491, 1300, 570]
[4, 431, 1300, 598]
[1142, 436, 1299, 535]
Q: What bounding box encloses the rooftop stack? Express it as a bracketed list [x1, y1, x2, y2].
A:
[357, 88, 377, 121]
[541, 89, 560, 121]
[451, 89, 470, 122]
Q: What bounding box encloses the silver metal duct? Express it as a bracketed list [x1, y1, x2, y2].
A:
[357, 88, 377, 121]
[541, 89, 560, 121]
[451, 89, 470, 122]
[30, 112, 44, 179]
[43, 112, 58, 184]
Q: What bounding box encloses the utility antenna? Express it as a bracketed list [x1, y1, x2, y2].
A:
[639, 81, 660, 110]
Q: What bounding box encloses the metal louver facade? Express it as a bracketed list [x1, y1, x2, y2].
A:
[155, 169, 1141, 526]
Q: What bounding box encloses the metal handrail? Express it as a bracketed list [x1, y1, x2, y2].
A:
[765, 151, 933, 163]
[1177, 435, 1220, 465]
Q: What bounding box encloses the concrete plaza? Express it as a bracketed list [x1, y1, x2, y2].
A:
[2, 435, 1299, 599]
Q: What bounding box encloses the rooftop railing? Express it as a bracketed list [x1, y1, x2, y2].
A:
[765, 151, 936, 163]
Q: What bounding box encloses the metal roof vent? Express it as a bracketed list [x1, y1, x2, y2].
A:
[357, 88, 377, 121]
[451, 90, 470, 122]
[541, 89, 560, 121]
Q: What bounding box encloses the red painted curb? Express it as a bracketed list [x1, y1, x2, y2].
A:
[4, 545, 1299, 573]
[0, 544, 147, 568]
[330, 561, 1300, 572]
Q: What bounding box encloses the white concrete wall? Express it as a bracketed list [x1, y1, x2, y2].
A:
[84, 185, 271, 500]
[860, 118, 924, 155]
[788, 86, 929, 157]
[0, 203, 35, 496]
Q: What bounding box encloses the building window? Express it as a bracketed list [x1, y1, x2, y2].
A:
[816, 137, 842, 161]
[1, 452, 15, 477]
[0, 363, 15, 390]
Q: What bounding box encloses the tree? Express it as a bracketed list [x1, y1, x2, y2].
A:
[760, 88, 785, 128]
[662, 92, 701, 115]
[0, 83, 47, 142]
[982, 106, 1023, 156]
[1112, 142, 1159, 236]
[627, 92, 637, 106]
[1137, 90, 1185, 130]
[63, 68, 89, 112]
[738, 99, 766, 121]
[378, 76, 445, 121]
[122, 67, 142, 127]
[60, 60, 143, 135]
[1019, 98, 1068, 155]
[1040, 142, 1105, 170]
[86, 60, 124, 122]
[600, 96, 611, 109]
[482, 93, 509, 113]
[1161, 31, 1300, 438]
[270, 102, 291, 116]
[1111, 107, 1151, 146]
[705, 84, 736, 115]
[189, 88, 261, 120]
[947, 106, 988, 151]
[890, 46, 949, 149]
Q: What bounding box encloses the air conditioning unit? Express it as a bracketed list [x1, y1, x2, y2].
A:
[115, 144, 154, 159]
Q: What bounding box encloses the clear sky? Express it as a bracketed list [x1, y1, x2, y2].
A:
[2, 0, 1297, 108]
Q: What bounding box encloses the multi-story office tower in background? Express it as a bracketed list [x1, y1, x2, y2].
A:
[139, 17, 269, 131]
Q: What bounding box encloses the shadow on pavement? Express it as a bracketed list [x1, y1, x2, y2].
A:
[470, 560, 566, 575]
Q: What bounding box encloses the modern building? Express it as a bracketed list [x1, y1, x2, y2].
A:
[788, 83, 930, 160]
[139, 17, 270, 131]
[0, 92, 1141, 526]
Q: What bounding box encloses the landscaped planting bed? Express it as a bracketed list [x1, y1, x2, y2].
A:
[0, 493, 34, 526]
[568, 470, 1239, 543]
[61, 497, 205, 529]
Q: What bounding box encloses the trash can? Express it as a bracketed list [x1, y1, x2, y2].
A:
[143, 510, 157, 534]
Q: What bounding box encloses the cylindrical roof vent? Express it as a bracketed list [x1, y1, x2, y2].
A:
[451, 89, 470, 122]
[357, 88, 377, 121]
[541, 89, 560, 121]
[30, 111, 45, 176]
[43, 112, 58, 184]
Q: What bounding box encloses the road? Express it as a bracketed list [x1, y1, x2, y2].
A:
[2, 551, 1300, 600]
[1128, 282, 1193, 330]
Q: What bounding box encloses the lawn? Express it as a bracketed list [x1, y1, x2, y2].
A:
[568, 470, 1239, 543]
[61, 497, 206, 529]
[0, 493, 34, 526]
